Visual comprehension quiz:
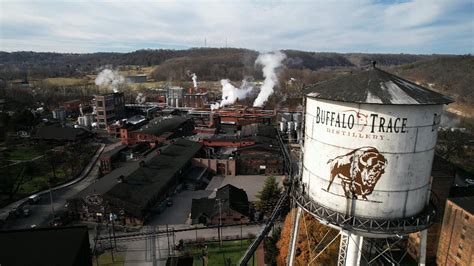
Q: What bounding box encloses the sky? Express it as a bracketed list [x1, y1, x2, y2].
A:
[0, 0, 473, 54]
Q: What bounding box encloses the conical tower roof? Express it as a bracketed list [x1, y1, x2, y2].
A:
[305, 65, 453, 105]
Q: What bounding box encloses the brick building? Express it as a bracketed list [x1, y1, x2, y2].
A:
[63, 99, 81, 113]
[193, 158, 236, 176]
[407, 155, 456, 263]
[120, 116, 194, 146]
[436, 196, 473, 266]
[70, 139, 203, 226]
[183, 88, 208, 108]
[99, 144, 127, 174]
[94, 92, 125, 129]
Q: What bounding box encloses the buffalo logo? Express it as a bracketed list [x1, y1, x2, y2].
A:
[326, 147, 387, 200]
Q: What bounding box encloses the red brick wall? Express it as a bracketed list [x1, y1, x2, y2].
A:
[193, 158, 236, 176]
[436, 200, 473, 266]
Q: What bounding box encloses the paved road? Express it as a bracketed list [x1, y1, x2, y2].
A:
[1, 142, 122, 230]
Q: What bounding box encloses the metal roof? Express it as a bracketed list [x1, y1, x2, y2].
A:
[305, 67, 453, 105]
[450, 196, 474, 215]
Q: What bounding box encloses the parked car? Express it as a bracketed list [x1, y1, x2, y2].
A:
[28, 194, 41, 204]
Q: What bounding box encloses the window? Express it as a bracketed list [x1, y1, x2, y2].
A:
[98, 111, 104, 115]
[459, 243, 464, 250]
[97, 100, 103, 107]
[456, 252, 461, 258]
[460, 234, 465, 240]
[465, 214, 469, 220]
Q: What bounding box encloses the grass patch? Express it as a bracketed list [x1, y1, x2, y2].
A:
[189, 240, 259, 266]
[7, 146, 42, 161]
[45, 77, 87, 86]
[93, 250, 125, 266]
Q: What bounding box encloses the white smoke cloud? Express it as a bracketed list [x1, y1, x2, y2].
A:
[136, 92, 146, 104]
[95, 69, 125, 93]
[191, 73, 198, 89]
[213, 79, 254, 110]
[253, 51, 286, 107]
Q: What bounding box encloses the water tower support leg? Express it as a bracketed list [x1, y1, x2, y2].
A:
[339, 231, 363, 266]
[419, 229, 428, 266]
[288, 207, 302, 265]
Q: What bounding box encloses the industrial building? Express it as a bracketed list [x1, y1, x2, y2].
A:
[165, 86, 209, 108]
[33, 124, 93, 143]
[63, 99, 81, 113]
[198, 123, 284, 175]
[436, 196, 473, 266]
[126, 74, 147, 83]
[120, 116, 194, 146]
[94, 92, 125, 129]
[183, 87, 209, 108]
[99, 144, 128, 174]
[70, 139, 203, 225]
[407, 155, 456, 263]
[191, 184, 250, 225]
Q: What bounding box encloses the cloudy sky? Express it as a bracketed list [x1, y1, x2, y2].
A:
[0, 0, 473, 54]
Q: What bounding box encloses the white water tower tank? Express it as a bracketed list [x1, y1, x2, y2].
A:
[302, 66, 453, 222]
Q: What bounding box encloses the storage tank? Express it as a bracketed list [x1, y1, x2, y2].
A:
[279, 121, 288, 132]
[301, 66, 453, 222]
[52, 108, 66, 122]
[83, 114, 94, 127]
[287, 121, 295, 132]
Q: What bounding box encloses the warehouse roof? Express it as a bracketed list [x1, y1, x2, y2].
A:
[450, 196, 474, 215]
[191, 184, 250, 220]
[216, 184, 250, 216]
[0, 226, 91, 266]
[305, 66, 453, 105]
[34, 125, 92, 141]
[134, 116, 190, 136]
[104, 138, 202, 218]
[240, 123, 277, 139]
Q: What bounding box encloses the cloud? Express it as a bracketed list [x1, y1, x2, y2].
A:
[0, 0, 472, 54]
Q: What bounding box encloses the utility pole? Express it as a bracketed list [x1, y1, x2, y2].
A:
[47, 181, 55, 217]
[166, 224, 171, 256]
[240, 221, 243, 250]
[217, 199, 223, 247]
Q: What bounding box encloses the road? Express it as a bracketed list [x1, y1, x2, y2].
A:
[1, 142, 120, 230]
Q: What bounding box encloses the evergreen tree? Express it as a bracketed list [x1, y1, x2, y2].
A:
[256, 176, 282, 215]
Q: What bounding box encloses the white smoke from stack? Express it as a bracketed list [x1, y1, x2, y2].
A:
[191, 73, 198, 89]
[95, 69, 125, 93]
[211, 79, 254, 110]
[136, 93, 146, 104]
[253, 51, 286, 107]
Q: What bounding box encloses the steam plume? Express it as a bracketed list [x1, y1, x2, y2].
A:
[211, 79, 254, 110]
[95, 69, 125, 93]
[191, 73, 198, 89]
[253, 51, 286, 107]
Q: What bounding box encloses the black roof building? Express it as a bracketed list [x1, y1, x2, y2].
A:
[305, 66, 453, 105]
[450, 196, 474, 215]
[33, 125, 93, 142]
[134, 116, 192, 136]
[0, 226, 91, 266]
[191, 184, 250, 224]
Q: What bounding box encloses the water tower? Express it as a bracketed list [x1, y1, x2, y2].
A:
[290, 64, 453, 265]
